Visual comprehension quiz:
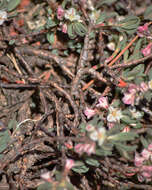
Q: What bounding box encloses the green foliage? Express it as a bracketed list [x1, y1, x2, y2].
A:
[8, 118, 17, 130]
[37, 182, 52, 190]
[0, 130, 11, 154]
[114, 142, 136, 159]
[72, 161, 89, 174]
[117, 15, 140, 34]
[108, 132, 138, 141]
[73, 22, 87, 37]
[140, 135, 149, 149]
[114, 142, 137, 152]
[0, 0, 21, 11]
[97, 0, 118, 8]
[122, 64, 145, 81]
[96, 145, 113, 156]
[127, 38, 143, 62]
[148, 67, 152, 80]
[46, 17, 57, 28]
[143, 91, 152, 102]
[144, 5, 152, 20]
[121, 115, 137, 124]
[85, 158, 100, 167]
[7, 0, 21, 11]
[47, 33, 55, 44]
[67, 22, 87, 38]
[96, 11, 118, 24]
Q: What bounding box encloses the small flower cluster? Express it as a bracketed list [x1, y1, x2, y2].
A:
[74, 142, 96, 155]
[86, 124, 107, 146]
[84, 97, 124, 125]
[122, 82, 151, 106]
[134, 144, 152, 182]
[57, 6, 82, 33]
[137, 24, 152, 56]
[137, 23, 150, 37]
[141, 42, 152, 57]
[84, 96, 109, 119]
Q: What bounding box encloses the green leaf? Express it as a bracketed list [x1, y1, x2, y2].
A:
[111, 99, 121, 107]
[143, 90, 152, 102]
[117, 15, 140, 34]
[114, 142, 137, 152]
[108, 132, 138, 141]
[7, 0, 21, 12]
[85, 158, 100, 167]
[140, 135, 149, 148]
[47, 33, 55, 44]
[0, 0, 8, 10]
[144, 5, 152, 20]
[96, 12, 118, 24]
[127, 39, 143, 62]
[148, 67, 152, 80]
[115, 143, 136, 159]
[46, 18, 57, 28]
[0, 130, 11, 153]
[73, 22, 87, 37]
[122, 64, 145, 80]
[8, 119, 17, 130]
[97, 0, 118, 7]
[37, 182, 52, 190]
[9, 39, 15, 45]
[72, 161, 89, 174]
[67, 23, 76, 39]
[79, 122, 86, 133]
[121, 116, 137, 124]
[96, 144, 113, 156]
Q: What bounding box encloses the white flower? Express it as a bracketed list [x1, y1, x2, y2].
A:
[107, 42, 116, 51]
[90, 127, 106, 146]
[148, 80, 152, 89]
[0, 10, 7, 25]
[107, 106, 123, 122]
[129, 107, 142, 119]
[89, 10, 100, 23]
[64, 8, 81, 22]
[41, 172, 51, 181]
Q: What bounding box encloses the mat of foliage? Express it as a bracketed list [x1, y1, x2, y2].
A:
[1, 0, 152, 189]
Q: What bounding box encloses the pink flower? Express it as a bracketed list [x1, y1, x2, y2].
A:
[134, 152, 144, 167]
[107, 122, 115, 130]
[62, 23, 67, 33]
[65, 159, 75, 171]
[128, 83, 139, 93]
[122, 83, 139, 106]
[96, 96, 109, 109]
[141, 43, 152, 56]
[148, 144, 152, 151]
[122, 126, 130, 133]
[84, 107, 96, 119]
[138, 23, 149, 33]
[74, 142, 96, 155]
[57, 6, 64, 20]
[122, 92, 135, 105]
[141, 148, 151, 160]
[142, 165, 152, 173]
[140, 166, 152, 181]
[139, 82, 149, 92]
